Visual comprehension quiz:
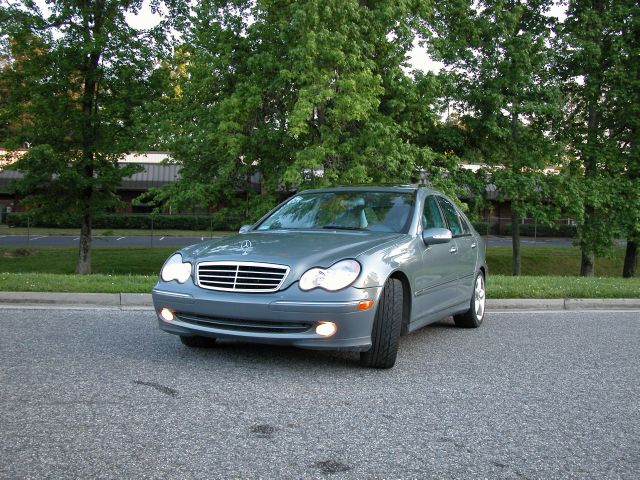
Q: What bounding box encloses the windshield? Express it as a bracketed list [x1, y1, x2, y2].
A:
[256, 191, 416, 233]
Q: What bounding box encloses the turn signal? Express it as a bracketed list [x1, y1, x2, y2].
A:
[357, 299, 375, 310]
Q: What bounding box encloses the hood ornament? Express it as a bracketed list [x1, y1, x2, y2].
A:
[240, 240, 252, 255]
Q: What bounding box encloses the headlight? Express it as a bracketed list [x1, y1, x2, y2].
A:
[160, 253, 192, 283]
[299, 259, 361, 291]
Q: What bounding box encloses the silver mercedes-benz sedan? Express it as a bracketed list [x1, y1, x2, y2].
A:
[153, 186, 487, 368]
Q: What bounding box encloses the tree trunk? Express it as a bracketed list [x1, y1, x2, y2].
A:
[76, 212, 92, 274]
[623, 240, 637, 278]
[511, 209, 521, 276]
[580, 250, 594, 277]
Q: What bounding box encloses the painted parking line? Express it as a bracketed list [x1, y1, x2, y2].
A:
[73, 237, 79, 241]
[159, 237, 165, 241]
[29, 236, 47, 241]
[116, 237, 126, 241]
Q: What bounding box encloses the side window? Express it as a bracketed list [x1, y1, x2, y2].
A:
[437, 197, 464, 237]
[460, 216, 472, 235]
[421, 196, 446, 230]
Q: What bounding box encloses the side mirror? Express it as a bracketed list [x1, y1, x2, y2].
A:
[238, 224, 252, 234]
[422, 227, 452, 246]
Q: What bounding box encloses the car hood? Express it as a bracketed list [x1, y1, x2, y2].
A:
[180, 230, 404, 288]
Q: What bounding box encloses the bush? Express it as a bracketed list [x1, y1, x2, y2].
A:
[472, 222, 489, 235]
[503, 223, 577, 238]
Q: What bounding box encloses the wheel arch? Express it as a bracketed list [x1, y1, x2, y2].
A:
[388, 270, 412, 336]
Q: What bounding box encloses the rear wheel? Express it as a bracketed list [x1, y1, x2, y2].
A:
[453, 271, 485, 328]
[180, 335, 217, 348]
[360, 277, 403, 369]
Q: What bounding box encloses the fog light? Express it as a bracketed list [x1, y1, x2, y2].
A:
[315, 322, 337, 337]
[357, 299, 375, 310]
[159, 308, 174, 322]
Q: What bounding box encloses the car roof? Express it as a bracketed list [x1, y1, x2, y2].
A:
[298, 185, 439, 195]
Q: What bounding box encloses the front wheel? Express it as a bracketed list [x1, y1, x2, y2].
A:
[453, 271, 486, 328]
[360, 278, 403, 369]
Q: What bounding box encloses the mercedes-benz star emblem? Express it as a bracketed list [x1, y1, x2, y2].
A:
[240, 240, 252, 255]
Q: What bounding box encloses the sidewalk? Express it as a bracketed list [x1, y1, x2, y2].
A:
[0, 292, 638, 311]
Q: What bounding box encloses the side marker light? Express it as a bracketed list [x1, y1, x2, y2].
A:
[357, 299, 375, 310]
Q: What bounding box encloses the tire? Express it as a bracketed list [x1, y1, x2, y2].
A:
[179, 335, 217, 348]
[453, 271, 486, 328]
[360, 277, 403, 369]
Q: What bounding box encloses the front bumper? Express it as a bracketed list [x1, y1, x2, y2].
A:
[152, 280, 382, 351]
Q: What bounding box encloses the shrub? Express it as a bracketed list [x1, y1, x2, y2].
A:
[503, 223, 577, 238]
[472, 222, 489, 235]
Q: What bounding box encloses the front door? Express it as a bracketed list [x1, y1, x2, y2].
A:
[411, 195, 459, 322]
[437, 196, 477, 303]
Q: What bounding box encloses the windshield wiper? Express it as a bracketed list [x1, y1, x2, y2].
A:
[322, 225, 367, 231]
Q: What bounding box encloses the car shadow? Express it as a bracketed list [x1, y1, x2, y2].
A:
[119, 315, 467, 373]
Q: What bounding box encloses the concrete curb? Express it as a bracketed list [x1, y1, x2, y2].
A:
[0, 292, 152, 307]
[0, 292, 638, 311]
[488, 298, 640, 311]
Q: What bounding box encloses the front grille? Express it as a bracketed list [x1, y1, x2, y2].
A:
[196, 261, 289, 293]
[175, 313, 311, 334]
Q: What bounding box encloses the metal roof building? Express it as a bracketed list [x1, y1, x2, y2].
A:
[0, 151, 181, 193]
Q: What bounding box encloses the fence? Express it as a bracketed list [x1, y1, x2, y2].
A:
[479, 217, 577, 238]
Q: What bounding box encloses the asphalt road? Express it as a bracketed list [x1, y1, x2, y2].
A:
[0, 234, 215, 248]
[1, 309, 638, 479]
[0, 234, 573, 248]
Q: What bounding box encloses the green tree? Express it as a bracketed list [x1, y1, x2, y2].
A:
[0, 1, 177, 273]
[555, 0, 639, 277]
[606, 1, 639, 277]
[431, 0, 562, 276]
[154, 0, 438, 217]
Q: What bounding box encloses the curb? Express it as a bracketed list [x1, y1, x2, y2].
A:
[488, 298, 640, 311]
[0, 292, 638, 311]
[0, 292, 152, 308]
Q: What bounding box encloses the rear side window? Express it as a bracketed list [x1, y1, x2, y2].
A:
[421, 196, 446, 230]
[437, 197, 465, 237]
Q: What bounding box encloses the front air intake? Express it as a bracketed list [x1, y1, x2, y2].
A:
[196, 261, 289, 293]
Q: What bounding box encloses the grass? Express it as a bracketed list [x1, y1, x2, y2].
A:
[486, 246, 625, 277]
[0, 245, 637, 298]
[489, 275, 640, 299]
[0, 272, 156, 293]
[1, 247, 174, 275]
[0, 272, 636, 298]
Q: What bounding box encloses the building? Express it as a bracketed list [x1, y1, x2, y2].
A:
[0, 150, 180, 215]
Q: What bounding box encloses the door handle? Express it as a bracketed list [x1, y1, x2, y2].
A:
[449, 246, 458, 254]
[471, 242, 477, 249]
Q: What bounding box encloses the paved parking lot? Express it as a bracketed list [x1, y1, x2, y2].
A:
[1, 309, 638, 479]
[0, 234, 574, 248]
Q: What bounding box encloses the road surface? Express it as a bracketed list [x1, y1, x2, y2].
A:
[0, 234, 574, 248]
[1, 309, 638, 479]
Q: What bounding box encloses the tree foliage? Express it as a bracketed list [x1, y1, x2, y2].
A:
[0, 0, 178, 273]
[554, 0, 640, 276]
[151, 0, 448, 219]
[430, 0, 562, 275]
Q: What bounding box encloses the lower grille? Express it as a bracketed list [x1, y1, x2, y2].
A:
[175, 313, 312, 334]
